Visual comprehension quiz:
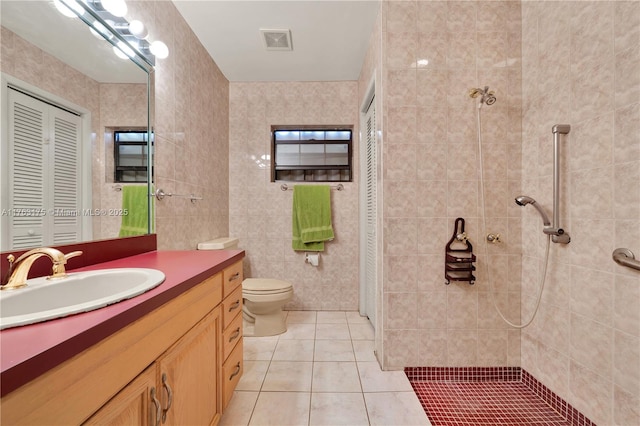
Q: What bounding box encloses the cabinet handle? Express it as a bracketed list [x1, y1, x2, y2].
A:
[161, 373, 173, 423]
[150, 387, 161, 426]
[228, 272, 240, 282]
[228, 327, 241, 342]
[228, 300, 240, 312]
[229, 362, 241, 381]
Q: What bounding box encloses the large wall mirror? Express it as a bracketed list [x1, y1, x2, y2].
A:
[0, 0, 154, 251]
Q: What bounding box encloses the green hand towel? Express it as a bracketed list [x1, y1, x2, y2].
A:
[292, 185, 334, 252]
[118, 185, 151, 237]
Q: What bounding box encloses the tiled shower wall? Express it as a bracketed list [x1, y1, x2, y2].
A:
[228, 82, 360, 310]
[520, 2, 640, 424]
[376, 0, 523, 370]
[130, 1, 230, 250]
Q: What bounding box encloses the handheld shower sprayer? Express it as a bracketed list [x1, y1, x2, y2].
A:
[515, 195, 566, 237]
[515, 196, 551, 226]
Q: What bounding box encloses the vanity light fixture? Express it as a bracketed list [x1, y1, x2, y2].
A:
[55, 0, 169, 66]
[53, 0, 85, 18]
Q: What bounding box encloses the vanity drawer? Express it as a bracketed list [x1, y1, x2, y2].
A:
[222, 313, 243, 361]
[222, 340, 243, 410]
[222, 285, 243, 329]
[223, 261, 243, 298]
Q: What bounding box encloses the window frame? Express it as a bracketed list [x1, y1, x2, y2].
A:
[113, 129, 153, 183]
[270, 125, 353, 183]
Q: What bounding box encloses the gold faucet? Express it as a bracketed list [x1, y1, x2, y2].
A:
[2, 248, 83, 290]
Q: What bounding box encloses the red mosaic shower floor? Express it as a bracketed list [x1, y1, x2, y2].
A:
[411, 381, 570, 425]
[405, 367, 596, 426]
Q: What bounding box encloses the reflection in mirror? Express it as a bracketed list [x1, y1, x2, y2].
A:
[0, 0, 153, 251]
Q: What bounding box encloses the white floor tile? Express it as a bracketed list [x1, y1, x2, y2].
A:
[262, 361, 313, 392]
[272, 339, 315, 361]
[357, 362, 414, 392]
[349, 323, 375, 340]
[314, 339, 355, 362]
[280, 323, 316, 340]
[316, 311, 347, 324]
[286, 310, 318, 323]
[219, 391, 259, 426]
[312, 361, 362, 393]
[352, 340, 378, 362]
[249, 392, 311, 426]
[315, 323, 351, 340]
[364, 392, 432, 426]
[243, 337, 279, 361]
[310, 393, 370, 426]
[236, 360, 270, 391]
[346, 311, 371, 324]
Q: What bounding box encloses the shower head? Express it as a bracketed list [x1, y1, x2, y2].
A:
[515, 195, 551, 226]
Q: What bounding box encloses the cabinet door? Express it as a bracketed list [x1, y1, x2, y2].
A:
[158, 307, 221, 426]
[84, 366, 158, 426]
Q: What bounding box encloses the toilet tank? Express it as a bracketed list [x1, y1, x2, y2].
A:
[197, 237, 239, 250]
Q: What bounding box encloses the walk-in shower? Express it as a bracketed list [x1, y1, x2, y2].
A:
[470, 86, 551, 329]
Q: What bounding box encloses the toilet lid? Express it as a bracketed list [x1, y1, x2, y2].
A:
[243, 278, 293, 292]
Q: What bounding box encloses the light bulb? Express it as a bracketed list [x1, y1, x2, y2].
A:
[54, 0, 85, 18]
[113, 41, 135, 60]
[149, 40, 169, 59]
[101, 0, 127, 17]
[128, 20, 148, 39]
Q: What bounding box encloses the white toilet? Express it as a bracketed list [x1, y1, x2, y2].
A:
[197, 237, 293, 337]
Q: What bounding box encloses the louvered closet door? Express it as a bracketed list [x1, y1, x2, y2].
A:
[7, 89, 82, 249]
[8, 90, 47, 248]
[364, 96, 377, 327]
[50, 108, 82, 245]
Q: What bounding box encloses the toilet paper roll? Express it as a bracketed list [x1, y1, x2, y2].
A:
[306, 252, 320, 267]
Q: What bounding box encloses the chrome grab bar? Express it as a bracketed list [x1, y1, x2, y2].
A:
[613, 248, 640, 271]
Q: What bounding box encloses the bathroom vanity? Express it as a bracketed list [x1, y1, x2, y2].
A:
[0, 249, 244, 425]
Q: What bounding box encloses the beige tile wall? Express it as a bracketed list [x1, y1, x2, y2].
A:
[228, 82, 360, 310]
[130, 1, 230, 250]
[521, 2, 640, 424]
[376, 0, 523, 370]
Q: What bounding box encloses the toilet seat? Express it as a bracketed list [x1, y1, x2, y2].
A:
[243, 278, 293, 293]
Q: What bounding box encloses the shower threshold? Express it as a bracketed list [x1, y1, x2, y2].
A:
[405, 367, 596, 426]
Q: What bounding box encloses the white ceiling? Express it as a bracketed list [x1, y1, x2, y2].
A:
[172, 1, 380, 82]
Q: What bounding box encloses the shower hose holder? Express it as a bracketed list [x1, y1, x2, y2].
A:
[445, 218, 476, 285]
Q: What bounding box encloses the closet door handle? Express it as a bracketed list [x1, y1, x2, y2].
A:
[228, 327, 241, 343]
[229, 300, 240, 312]
[150, 387, 161, 426]
[161, 373, 173, 423]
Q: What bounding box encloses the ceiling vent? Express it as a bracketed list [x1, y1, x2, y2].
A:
[260, 29, 292, 51]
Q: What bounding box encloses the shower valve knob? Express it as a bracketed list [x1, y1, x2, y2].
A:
[486, 233, 501, 243]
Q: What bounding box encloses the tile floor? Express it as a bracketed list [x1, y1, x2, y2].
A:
[220, 311, 432, 426]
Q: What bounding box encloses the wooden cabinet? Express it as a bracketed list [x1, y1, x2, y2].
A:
[85, 366, 156, 426]
[221, 260, 244, 410]
[1, 260, 243, 426]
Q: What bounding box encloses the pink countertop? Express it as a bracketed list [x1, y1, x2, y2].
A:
[0, 249, 244, 397]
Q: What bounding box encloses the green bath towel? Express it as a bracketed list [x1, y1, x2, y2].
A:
[292, 185, 334, 251]
[119, 185, 152, 237]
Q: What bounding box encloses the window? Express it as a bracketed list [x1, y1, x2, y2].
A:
[114, 130, 153, 183]
[271, 126, 353, 182]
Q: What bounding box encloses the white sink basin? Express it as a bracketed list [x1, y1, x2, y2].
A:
[0, 268, 165, 330]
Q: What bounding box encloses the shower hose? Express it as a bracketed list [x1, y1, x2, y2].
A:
[475, 100, 550, 329]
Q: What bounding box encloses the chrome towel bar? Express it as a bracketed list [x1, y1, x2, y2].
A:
[280, 183, 344, 191]
[154, 188, 203, 203]
[613, 248, 640, 271]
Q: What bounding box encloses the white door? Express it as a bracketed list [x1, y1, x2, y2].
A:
[5, 88, 82, 249]
[360, 94, 376, 327]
